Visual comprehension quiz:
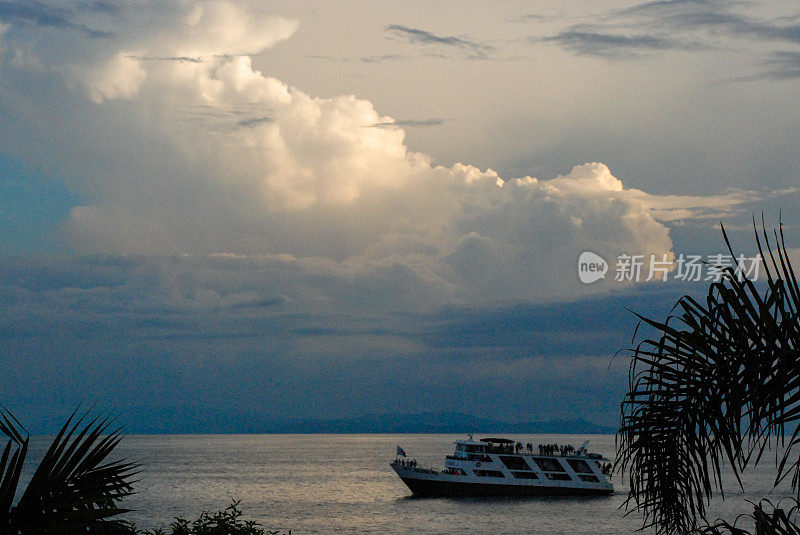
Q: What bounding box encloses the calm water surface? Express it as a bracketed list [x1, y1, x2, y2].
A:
[22, 434, 798, 534]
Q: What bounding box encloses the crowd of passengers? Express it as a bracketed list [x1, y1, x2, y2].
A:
[397, 458, 417, 467]
[484, 442, 578, 455]
[536, 443, 575, 456]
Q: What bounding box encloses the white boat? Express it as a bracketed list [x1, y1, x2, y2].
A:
[390, 435, 613, 496]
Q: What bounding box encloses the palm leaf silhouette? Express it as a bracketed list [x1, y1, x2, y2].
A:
[698, 499, 800, 535]
[617, 218, 800, 534]
[0, 405, 139, 534]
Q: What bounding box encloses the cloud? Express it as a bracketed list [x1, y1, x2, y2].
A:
[77, 1, 120, 16]
[0, 252, 689, 430]
[509, 14, 549, 23]
[616, 0, 800, 45]
[236, 116, 273, 128]
[0, 0, 768, 306]
[0, 0, 793, 432]
[360, 53, 407, 63]
[608, 187, 762, 222]
[542, 0, 800, 65]
[541, 28, 697, 57]
[384, 24, 493, 58]
[370, 118, 444, 128]
[127, 55, 204, 64]
[0, 0, 113, 37]
[758, 50, 800, 79]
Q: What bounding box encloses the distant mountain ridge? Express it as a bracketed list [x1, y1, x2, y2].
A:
[250, 412, 615, 435]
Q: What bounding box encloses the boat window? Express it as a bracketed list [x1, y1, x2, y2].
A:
[579, 474, 600, 482]
[511, 471, 538, 479]
[545, 473, 572, 481]
[473, 470, 505, 478]
[533, 457, 566, 472]
[567, 459, 593, 474]
[499, 456, 531, 471]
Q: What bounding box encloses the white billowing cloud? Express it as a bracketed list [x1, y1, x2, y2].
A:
[88, 52, 146, 103]
[84, 1, 298, 103]
[0, 0, 760, 305]
[441, 163, 675, 300]
[620, 188, 756, 222]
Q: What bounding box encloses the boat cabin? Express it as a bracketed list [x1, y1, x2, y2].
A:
[391, 434, 614, 496]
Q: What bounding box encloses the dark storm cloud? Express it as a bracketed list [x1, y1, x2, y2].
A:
[0, 254, 702, 433]
[0, 0, 112, 37]
[410, 284, 695, 357]
[385, 24, 493, 58]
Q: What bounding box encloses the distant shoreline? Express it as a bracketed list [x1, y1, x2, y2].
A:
[28, 412, 615, 436]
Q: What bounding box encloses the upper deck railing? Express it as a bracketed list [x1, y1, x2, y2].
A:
[452, 440, 607, 459]
[448, 451, 606, 460]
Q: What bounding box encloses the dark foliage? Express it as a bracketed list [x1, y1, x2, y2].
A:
[0, 405, 288, 535]
[137, 500, 289, 535]
[0, 405, 139, 534]
[617, 219, 800, 534]
[697, 499, 800, 535]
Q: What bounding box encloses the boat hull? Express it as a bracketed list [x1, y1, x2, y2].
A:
[398, 475, 614, 497]
[391, 437, 614, 497]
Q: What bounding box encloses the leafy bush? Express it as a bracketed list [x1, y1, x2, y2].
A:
[140, 500, 289, 535]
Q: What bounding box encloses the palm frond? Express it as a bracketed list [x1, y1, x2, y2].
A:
[11, 405, 140, 534]
[617, 219, 800, 535]
[697, 499, 800, 535]
[0, 405, 29, 528]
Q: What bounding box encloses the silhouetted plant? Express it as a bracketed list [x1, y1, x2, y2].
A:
[697, 499, 800, 535]
[617, 218, 800, 534]
[0, 405, 139, 534]
[0, 405, 291, 534]
[138, 500, 289, 535]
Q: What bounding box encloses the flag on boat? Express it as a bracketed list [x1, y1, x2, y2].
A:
[396, 445, 407, 457]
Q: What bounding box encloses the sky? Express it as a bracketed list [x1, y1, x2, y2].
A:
[1, 0, 799, 432]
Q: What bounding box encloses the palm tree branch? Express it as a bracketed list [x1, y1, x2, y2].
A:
[13, 406, 140, 530]
[618, 220, 800, 534]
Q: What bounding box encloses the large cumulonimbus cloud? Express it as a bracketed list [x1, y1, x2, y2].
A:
[0, 0, 758, 305]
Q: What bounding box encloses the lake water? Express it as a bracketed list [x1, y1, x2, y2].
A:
[21, 434, 799, 534]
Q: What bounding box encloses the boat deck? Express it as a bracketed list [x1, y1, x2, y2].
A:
[391, 436, 614, 497]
